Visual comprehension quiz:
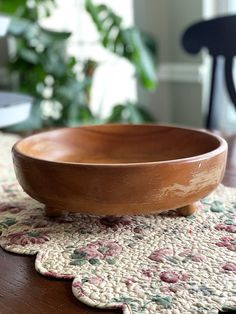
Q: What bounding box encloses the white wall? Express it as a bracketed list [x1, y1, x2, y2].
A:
[133, 0, 204, 127]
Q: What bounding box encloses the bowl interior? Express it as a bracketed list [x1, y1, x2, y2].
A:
[16, 125, 221, 164]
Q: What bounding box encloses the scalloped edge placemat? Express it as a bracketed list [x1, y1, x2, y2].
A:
[0, 133, 236, 314]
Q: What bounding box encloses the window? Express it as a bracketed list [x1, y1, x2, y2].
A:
[41, 0, 136, 118]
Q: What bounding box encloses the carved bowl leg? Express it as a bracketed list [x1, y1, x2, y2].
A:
[44, 205, 198, 218]
[176, 203, 198, 216]
[44, 206, 65, 217]
[100, 216, 122, 226]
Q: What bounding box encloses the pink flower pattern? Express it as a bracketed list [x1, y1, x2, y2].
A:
[160, 271, 181, 283]
[72, 281, 85, 297]
[159, 271, 189, 284]
[148, 248, 173, 262]
[6, 231, 50, 246]
[216, 236, 236, 251]
[0, 203, 25, 214]
[222, 263, 236, 271]
[78, 240, 122, 260]
[215, 223, 236, 233]
[88, 276, 104, 285]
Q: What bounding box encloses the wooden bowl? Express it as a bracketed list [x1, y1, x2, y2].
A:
[12, 124, 227, 217]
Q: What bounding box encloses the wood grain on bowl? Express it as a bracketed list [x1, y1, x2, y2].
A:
[12, 124, 227, 216]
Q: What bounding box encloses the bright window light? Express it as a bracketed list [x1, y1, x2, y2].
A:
[41, 0, 136, 118]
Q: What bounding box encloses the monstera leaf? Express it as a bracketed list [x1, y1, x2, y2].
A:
[85, 0, 157, 90]
[0, 0, 56, 17]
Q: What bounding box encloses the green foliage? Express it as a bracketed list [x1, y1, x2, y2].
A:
[0, 0, 157, 131]
[7, 18, 73, 99]
[85, 0, 157, 90]
[0, 0, 56, 19]
[107, 102, 155, 124]
[0, 0, 97, 130]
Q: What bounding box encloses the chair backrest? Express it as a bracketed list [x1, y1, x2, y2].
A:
[182, 15, 236, 128]
[182, 15, 236, 57]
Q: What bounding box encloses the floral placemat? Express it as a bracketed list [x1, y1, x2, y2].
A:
[0, 133, 236, 314]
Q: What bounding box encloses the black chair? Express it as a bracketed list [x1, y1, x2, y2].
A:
[182, 15, 236, 129]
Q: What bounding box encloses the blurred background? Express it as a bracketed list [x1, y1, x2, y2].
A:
[1, 0, 236, 134]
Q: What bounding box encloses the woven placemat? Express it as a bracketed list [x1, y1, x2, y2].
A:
[0, 133, 236, 314]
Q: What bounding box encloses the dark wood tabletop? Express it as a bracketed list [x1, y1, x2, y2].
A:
[1, 136, 236, 314]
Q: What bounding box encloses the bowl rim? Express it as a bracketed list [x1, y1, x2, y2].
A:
[12, 123, 228, 167]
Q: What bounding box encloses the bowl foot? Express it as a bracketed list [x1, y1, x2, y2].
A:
[177, 203, 197, 216]
[44, 206, 64, 217]
[100, 216, 122, 225]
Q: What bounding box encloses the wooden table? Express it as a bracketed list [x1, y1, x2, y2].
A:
[1, 138, 236, 314]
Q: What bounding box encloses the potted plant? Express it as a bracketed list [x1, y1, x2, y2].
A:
[0, 0, 157, 131]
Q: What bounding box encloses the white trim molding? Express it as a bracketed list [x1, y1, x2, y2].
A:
[158, 62, 205, 84]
